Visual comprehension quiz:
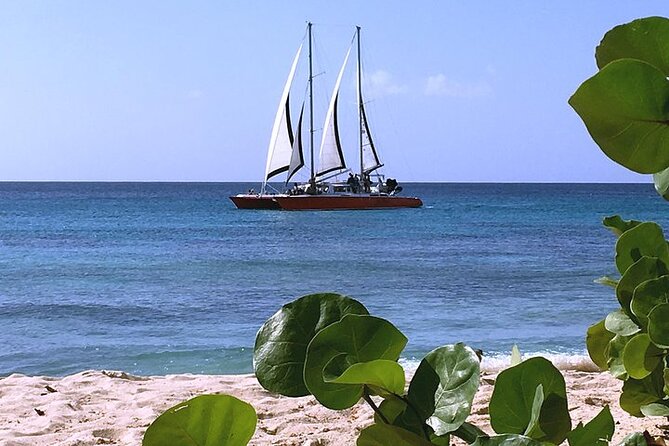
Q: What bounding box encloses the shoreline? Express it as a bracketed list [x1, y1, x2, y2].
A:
[1, 369, 665, 445]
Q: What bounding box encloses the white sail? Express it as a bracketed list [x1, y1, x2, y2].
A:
[286, 103, 304, 182]
[356, 29, 382, 175]
[264, 44, 303, 183]
[317, 46, 352, 178]
[360, 102, 383, 173]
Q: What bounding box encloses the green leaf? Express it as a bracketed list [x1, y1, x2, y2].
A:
[622, 333, 663, 380]
[595, 276, 619, 288]
[653, 166, 669, 201]
[375, 395, 426, 437]
[630, 275, 669, 328]
[617, 256, 667, 317]
[329, 359, 405, 397]
[254, 293, 368, 397]
[606, 334, 633, 379]
[374, 397, 406, 425]
[523, 384, 545, 439]
[406, 343, 480, 435]
[511, 345, 522, 366]
[566, 406, 614, 446]
[142, 394, 256, 446]
[586, 319, 615, 370]
[605, 309, 640, 336]
[641, 402, 669, 417]
[489, 357, 571, 444]
[453, 422, 488, 444]
[595, 16, 669, 75]
[618, 432, 648, 446]
[569, 59, 669, 175]
[471, 434, 549, 446]
[304, 314, 407, 410]
[620, 367, 664, 416]
[615, 222, 669, 275]
[603, 215, 642, 237]
[648, 302, 669, 348]
[429, 432, 451, 446]
[356, 423, 434, 446]
[664, 367, 669, 396]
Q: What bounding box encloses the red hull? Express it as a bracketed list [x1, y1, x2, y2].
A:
[274, 194, 422, 210]
[229, 194, 281, 209]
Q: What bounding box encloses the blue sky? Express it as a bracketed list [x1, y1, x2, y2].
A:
[1, 1, 667, 182]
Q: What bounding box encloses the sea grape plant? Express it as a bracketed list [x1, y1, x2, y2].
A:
[569, 16, 669, 200]
[142, 394, 257, 446]
[141, 293, 642, 445]
[254, 292, 619, 445]
[570, 14, 669, 422]
[585, 217, 669, 418]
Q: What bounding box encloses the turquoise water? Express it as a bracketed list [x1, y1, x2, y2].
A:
[1, 182, 667, 376]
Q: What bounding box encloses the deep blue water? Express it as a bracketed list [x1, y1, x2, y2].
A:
[0, 182, 667, 376]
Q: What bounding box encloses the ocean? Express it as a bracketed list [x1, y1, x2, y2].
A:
[0, 182, 667, 377]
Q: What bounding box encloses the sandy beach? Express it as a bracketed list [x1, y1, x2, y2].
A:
[1, 367, 666, 446]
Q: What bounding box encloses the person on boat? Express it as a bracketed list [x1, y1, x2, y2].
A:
[362, 173, 371, 193]
[346, 173, 355, 192]
[306, 178, 318, 195]
[347, 173, 361, 193]
[353, 174, 361, 193]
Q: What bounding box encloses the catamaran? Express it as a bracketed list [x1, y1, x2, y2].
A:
[230, 23, 422, 211]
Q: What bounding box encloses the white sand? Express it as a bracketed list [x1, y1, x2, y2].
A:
[0, 369, 666, 445]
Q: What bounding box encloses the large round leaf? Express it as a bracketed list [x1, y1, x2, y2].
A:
[356, 423, 434, 446]
[304, 314, 407, 409]
[586, 319, 615, 370]
[142, 394, 256, 446]
[566, 406, 614, 446]
[605, 334, 633, 379]
[569, 59, 669, 175]
[622, 333, 663, 380]
[604, 309, 640, 336]
[329, 359, 405, 397]
[648, 302, 669, 348]
[596, 17, 669, 75]
[653, 166, 669, 201]
[620, 368, 664, 416]
[406, 343, 480, 436]
[603, 215, 641, 237]
[641, 402, 669, 417]
[617, 256, 667, 317]
[471, 435, 547, 446]
[619, 432, 649, 446]
[630, 275, 669, 328]
[615, 222, 669, 275]
[489, 357, 570, 444]
[254, 293, 368, 396]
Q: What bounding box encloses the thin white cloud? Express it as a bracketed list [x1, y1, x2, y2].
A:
[365, 70, 407, 98]
[424, 74, 492, 98]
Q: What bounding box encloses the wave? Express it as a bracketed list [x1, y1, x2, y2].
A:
[400, 351, 599, 374]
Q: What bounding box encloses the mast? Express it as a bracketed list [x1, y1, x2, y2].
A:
[357, 25, 363, 178]
[308, 22, 315, 189]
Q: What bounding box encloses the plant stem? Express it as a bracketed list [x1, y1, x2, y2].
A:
[362, 391, 390, 425]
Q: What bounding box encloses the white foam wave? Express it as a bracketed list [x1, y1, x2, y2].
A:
[400, 352, 599, 374]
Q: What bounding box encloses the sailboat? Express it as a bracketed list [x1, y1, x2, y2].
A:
[228, 38, 304, 210]
[230, 24, 422, 211]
